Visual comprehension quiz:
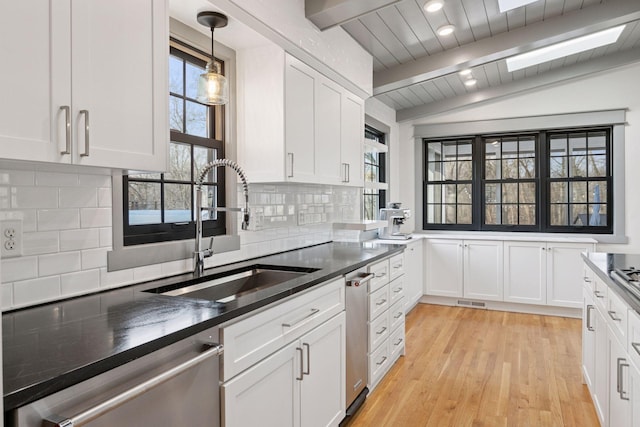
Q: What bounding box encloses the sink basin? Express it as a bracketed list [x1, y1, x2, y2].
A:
[145, 265, 319, 303]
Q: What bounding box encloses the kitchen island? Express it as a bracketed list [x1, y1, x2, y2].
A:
[2, 241, 403, 414]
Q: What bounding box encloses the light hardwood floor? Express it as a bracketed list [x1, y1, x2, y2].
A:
[348, 304, 599, 427]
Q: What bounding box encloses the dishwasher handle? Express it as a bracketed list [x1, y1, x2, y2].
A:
[42, 343, 224, 427]
[347, 273, 375, 287]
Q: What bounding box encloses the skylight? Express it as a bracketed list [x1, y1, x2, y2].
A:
[506, 25, 626, 72]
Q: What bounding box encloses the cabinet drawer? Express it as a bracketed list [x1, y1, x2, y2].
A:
[583, 264, 594, 293]
[592, 276, 608, 312]
[389, 325, 405, 362]
[607, 288, 628, 345]
[389, 297, 405, 332]
[389, 277, 404, 306]
[628, 309, 640, 370]
[221, 277, 345, 381]
[369, 311, 389, 352]
[369, 284, 390, 321]
[369, 340, 390, 388]
[368, 259, 390, 293]
[389, 253, 405, 281]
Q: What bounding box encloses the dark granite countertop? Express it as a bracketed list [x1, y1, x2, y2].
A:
[581, 252, 640, 314]
[3, 241, 403, 411]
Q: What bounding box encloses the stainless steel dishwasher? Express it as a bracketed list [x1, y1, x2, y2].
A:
[10, 326, 222, 427]
[343, 269, 375, 421]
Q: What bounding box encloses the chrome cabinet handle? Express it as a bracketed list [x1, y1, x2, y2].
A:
[346, 163, 350, 182]
[282, 308, 320, 327]
[594, 290, 605, 299]
[302, 343, 310, 375]
[617, 358, 630, 400]
[608, 310, 622, 322]
[376, 298, 387, 306]
[42, 343, 223, 427]
[632, 342, 640, 356]
[296, 347, 304, 381]
[394, 338, 403, 346]
[347, 273, 375, 287]
[393, 287, 402, 294]
[586, 305, 595, 332]
[342, 163, 349, 183]
[287, 153, 294, 178]
[394, 312, 402, 319]
[60, 106, 71, 155]
[376, 356, 387, 366]
[79, 109, 90, 157]
[374, 272, 387, 278]
[376, 326, 387, 335]
[584, 277, 592, 283]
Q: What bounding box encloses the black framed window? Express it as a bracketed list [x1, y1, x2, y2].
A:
[123, 42, 226, 246]
[364, 126, 386, 220]
[424, 138, 473, 226]
[422, 127, 613, 234]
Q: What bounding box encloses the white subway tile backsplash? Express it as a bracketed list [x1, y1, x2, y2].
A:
[133, 265, 163, 282]
[1, 256, 38, 283]
[23, 231, 60, 255]
[97, 188, 112, 207]
[61, 269, 101, 296]
[99, 227, 112, 247]
[0, 186, 9, 209]
[78, 174, 111, 188]
[59, 186, 97, 208]
[1, 284, 13, 309]
[81, 247, 108, 270]
[21, 209, 37, 232]
[80, 207, 111, 228]
[0, 169, 35, 186]
[39, 252, 81, 276]
[35, 172, 79, 187]
[38, 209, 80, 231]
[11, 186, 58, 209]
[13, 276, 61, 306]
[60, 229, 100, 251]
[161, 259, 191, 277]
[100, 267, 134, 288]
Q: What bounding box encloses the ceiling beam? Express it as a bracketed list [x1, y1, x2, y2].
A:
[374, 0, 640, 95]
[305, 0, 402, 30]
[395, 47, 640, 122]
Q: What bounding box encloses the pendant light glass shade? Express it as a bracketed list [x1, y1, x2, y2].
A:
[196, 11, 229, 106]
[197, 61, 229, 105]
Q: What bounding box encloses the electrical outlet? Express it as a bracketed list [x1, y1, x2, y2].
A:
[1, 219, 22, 258]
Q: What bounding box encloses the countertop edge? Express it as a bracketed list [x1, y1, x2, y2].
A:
[581, 252, 640, 314]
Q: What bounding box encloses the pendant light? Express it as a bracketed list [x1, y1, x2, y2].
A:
[196, 11, 229, 105]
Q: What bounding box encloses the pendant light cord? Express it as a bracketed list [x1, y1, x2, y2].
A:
[210, 27, 215, 71]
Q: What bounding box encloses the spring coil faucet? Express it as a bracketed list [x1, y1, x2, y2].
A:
[194, 159, 250, 276]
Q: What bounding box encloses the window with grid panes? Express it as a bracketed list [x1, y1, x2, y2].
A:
[123, 42, 226, 245]
[364, 125, 386, 220]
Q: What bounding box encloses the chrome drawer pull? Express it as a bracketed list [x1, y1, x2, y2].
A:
[282, 308, 320, 327]
[41, 343, 223, 427]
[393, 264, 402, 269]
[375, 272, 387, 278]
[594, 290, 605, 298]
[394, 338, 403, 346]
[608, 310, 622, 322]
[618, 358, 630, 400]
[376, 356, 387, 366]
[296, 347, 304, 381]
[586, 305, 595, 332]
[376, 327, 387, 335]
[584, 277, 592, 283]
[394, 312, 402, 319]
[393, 288, 402, 293]
[376, 299, 387, 306]
[632, 342, 640, 356]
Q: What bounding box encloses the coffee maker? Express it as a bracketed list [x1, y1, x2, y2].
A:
[378, 202, 412, 240]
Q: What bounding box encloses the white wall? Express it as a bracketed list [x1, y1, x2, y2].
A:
[398, 61, 640, 253]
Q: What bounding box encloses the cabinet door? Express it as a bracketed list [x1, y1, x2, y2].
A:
[340, 93, 364, 186]
[582, 288, 596, 393]
[594, 307, 609, 425]
[70, 0, 167, 171]
[503, 241, 546, 305]
[405, 240, 424, 312]
[314, 79, 342, 184]
[630, 363, 640, 427]
[609, 334, 631, 427]
[546, 243, 594, 308]
[463, 240, 503, 301]
[285, 56, 316, 183]
[222, 341, 300, 427]
[425, 239, 463, 298]
[300, 313, 346, 427]
[0, 0, 72, 163]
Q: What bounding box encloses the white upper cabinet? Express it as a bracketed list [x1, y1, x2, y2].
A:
[0, 0, 168, 171]
[238, 45, 364, 186]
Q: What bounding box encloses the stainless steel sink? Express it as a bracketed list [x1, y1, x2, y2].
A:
[146, 265, 318, 303]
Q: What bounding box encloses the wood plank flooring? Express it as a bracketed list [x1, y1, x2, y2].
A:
[348, 304, 599, 427]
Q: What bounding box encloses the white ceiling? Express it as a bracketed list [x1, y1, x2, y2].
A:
[337, 0, 640, 120]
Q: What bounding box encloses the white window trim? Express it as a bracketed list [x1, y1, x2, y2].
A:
[412, 109, 627, 244]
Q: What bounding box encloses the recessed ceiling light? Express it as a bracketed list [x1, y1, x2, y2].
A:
[464, 78, 477, 87]
[506, 25, 626, 72]
[498, 0, 540, 13]
[424, 0, 444, 13]
[459, 69, 472, 76]
[437, 24, 455, 36]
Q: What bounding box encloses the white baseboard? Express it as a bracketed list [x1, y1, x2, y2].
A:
[419, 295, 582, 318]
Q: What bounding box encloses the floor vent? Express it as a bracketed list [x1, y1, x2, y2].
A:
[457, 300, 487, 308]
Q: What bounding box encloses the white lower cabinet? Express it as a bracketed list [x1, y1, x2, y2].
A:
[463, 240, 503, 301]
[404, 239, 424, 312]
[594, 302, 609, 425]
[425, 239, 463, 298]
[609, 333, 631, 427]
[546, 243, 595, 308]
[504, 241, 546, 305]
[630, 363, 640, 426]
[582, 288, 596, 393]
[222, 312, 346, 427]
